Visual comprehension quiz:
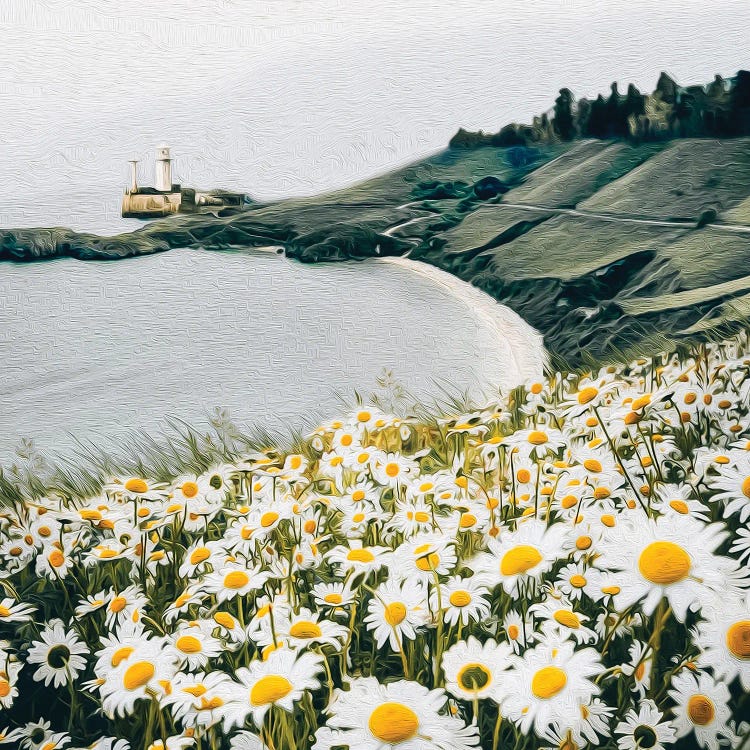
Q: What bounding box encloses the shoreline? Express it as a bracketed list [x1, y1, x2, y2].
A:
[379, 255, 548, 389]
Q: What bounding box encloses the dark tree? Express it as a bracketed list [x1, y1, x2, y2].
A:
[553, 88, 577, 140]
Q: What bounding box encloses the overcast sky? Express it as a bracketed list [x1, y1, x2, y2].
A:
[2, 0, 750, 207]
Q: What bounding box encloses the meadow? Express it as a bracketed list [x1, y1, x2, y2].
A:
[1, 335, 750, 749]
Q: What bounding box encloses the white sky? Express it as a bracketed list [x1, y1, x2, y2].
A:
[1, 0, 749, 204]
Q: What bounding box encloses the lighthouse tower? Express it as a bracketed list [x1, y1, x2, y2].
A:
[154, 145, 173, 192]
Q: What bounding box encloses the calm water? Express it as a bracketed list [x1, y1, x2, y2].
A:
[0, 248, 524, 463]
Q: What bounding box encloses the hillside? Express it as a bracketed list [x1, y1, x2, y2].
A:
[2, 137, 750, 365]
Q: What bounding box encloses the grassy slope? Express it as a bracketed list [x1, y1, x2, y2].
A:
[579, 138, 750, 220]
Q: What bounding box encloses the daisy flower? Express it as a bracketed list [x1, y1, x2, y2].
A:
[168, 620, 223, 669]
[500, 638, 603, 738]
[598, 514, 731, 620]
[441, 636, 512, 703]
[694, 593, 750, 690]
[433, 575, 491, 626]
[478, 519, 570, 596]
[97, 636, 177, 718]
[0, 597, 36, 623]
[619, 640, 653, 697]
[204, 563, 269, 603]
[272, 608, 348, 651]
[326, 542, 392, 578]
[198, 464, 236, 502]
[395, 533, 457, 582]
[529, 596, 597, 645]
[0, 660, 22, 710]
[364, 577, 428, 651]
[104, 585, 148, 629]
[614, 699, 677, 750]
[311, 582, 357, 615]
[219, 649, 323, 730]
[371, 452, 419, 487]
[503, 609, 535, 653]
[668, 670, 735, 750]
[26, 619, 89, 688]
[312, 677, 479, 750]
[178, 539, 227, 578]
[706, 454, 750, 521]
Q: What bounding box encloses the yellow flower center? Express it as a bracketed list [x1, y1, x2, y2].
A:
[517, 468, 531, 483]
[449, 590, 472, 608]
[459, 513, 477, 529]
[669, 500, 689, 514]
[0, 680, 10, 698]
[368, 702, 419, 743]
[742, 477, 750, 500]
[385, 463, 400, 478]
[80, 509, 102, 520]
[414, 544, 440, 571]
[340, 434, 353, 446]
[183, 684, 207, 697]
[224, 571, 250, 589]
[199, 696, 224, 710]
[576, 536, 592, 550]
[324, 593, 343, 605]
[601, 585, 621, 596]
[351, 489, 366, 502]
[638, 541, 691, 584]
[352, 513, 366, 523]
[0, 606, 10, 618]
[457, 663, 492, 691]
[414, 511, 430, 523]
[553, 610, 580, 628]
[531, 666, 567, 699]
[507, 624, 520, 640]
[175, 635, 203, 654]
[289, 621, 322, 639]
[214, 612, 236, 629]
[261, 512, 279, 528]
[583, 459, 602, 473]
[250, 675, 293, 706]
[726, 621, 750, 659]
[110, 596, 127, 612]
[303, 519, 317, 534]
[357, 411, 371, 423]
[577, 387, 598, 404]
[190, 547, 211, 565]
[687, 694, 715, 726]
[500, 545, 542, 576]
[123, 661, 155, 691]
[528, 430, 548, 445]
[289, 455, 302, 470]
[570, 575, 587, 588]
[530, 383, 543, 395]
[561, 495, 578, 510]
[347, 548, 375, 563]
[181, 481, 199, 498]
[48, 550, 65, 568]
[385, 602, 407, 626]
[111, 646, 135, 667]
[125, 478, 148, 494]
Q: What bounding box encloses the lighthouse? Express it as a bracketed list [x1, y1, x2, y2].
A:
[154, 145, 173, 192]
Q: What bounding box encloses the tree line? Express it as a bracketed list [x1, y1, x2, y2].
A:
[450, 70, 750, 148]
